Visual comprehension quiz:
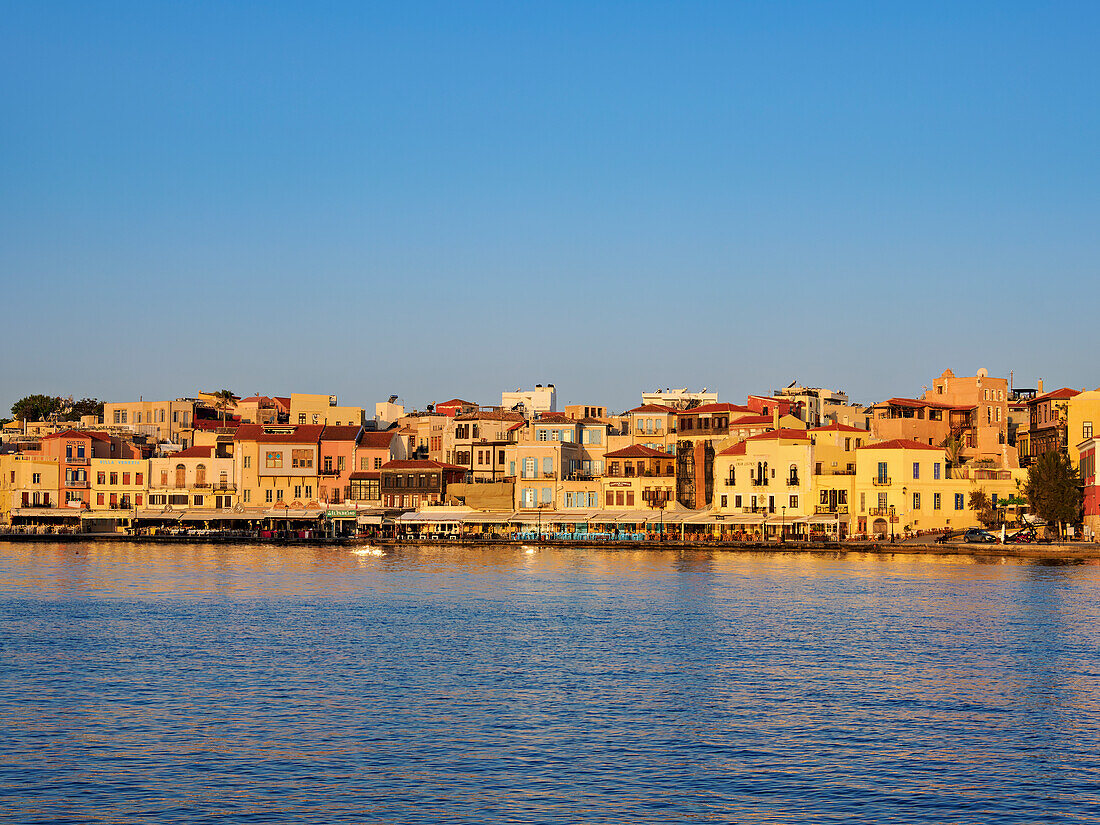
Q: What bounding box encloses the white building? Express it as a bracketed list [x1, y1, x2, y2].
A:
[502, 385, 557, 417]
[639, 388, 718, 410]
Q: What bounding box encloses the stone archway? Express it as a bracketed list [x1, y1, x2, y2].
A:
[872, 518, 888, 539]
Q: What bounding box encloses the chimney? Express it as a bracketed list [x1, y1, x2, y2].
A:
[1037, 378, 1044, 394]
[773, 406, 780, 431]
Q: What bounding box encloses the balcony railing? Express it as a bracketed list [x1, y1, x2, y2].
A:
[193, 482, 211, 489]
[814, 504, 849, 515]
[724, 478, 736, 487]
[872, 477, 891, 486]
[213, 483, 237, 492]
[751, 479, 768, 487]
[787, 477, 800, 487]
[66, 480, 89, 489]
[65, 456, 90, 465]
[319, 468, 340, 476]
[868, 507, 892, 516]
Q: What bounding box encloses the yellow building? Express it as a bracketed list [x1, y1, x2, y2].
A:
[852, 439, 1023, 537]
[89, 458, 147, 512]
[713, 429, 814, 538]
[0, 454, 61, 523]
[289, 394, 364, 427]
[148, 447, 236, 511]
[103, 399, 196, 445]
[602, 445, 676, 509]
[234, 424, 322, 508]
[1067, 389, 1100, 469]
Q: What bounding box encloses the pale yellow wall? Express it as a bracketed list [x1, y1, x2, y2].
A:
[713, 437, 814, 518]
[289, 393, 364, 427]
[89, 458, 148, 511]
[0, 455, 61, 519]
[234, 439, 319, 508]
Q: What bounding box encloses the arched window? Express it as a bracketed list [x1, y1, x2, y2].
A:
[196, 464, 206, 486]
[175, 464, 186, 488]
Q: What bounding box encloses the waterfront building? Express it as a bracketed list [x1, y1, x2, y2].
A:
[713, 430, 814, 537]
[318, 425, 364, 505]
[380, 459, 466, 509]
[234, 424, 324, 507]
[602, 444, 677, 510]
[0, 453, 61, 523]
[1079, 437, 1099, 539]
[89, 457, 147, 513]
[434, 398, 479, 418]
[444, 410, 523, 481]
[505, 414, 584, 509]
[563, 404, 607, 420]
[148, 447, 236, 511]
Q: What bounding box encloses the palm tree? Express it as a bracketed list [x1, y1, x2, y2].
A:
[213, 389, 235, 429]
[941, 433, 964, 470]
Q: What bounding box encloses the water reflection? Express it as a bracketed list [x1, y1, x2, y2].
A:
[3, 541, 1100, 823]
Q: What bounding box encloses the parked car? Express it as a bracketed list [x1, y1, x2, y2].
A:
[963, 528, 998, 543]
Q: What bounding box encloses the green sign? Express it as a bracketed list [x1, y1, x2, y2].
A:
[325, 510, 357, 519]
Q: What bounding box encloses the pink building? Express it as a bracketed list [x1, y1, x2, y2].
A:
[1081, 437, 1098, 540]
[318, 424, 363, 505]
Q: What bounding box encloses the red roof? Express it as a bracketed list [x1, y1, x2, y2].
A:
[454, 410, 525, 422]
[604, 444, 672, 459]
[320, 424, 363, 442]
[678, 403, 753, 415]
[172, 446, 213, 459]
[535, 413, 572, 424]
[193, 417, 241, 431]
[810, 422, 865, 433]
[745, 428, 811, 441]
[1031, 387, 1080, 403]
[729, 415, 774, 426]
[234, 424, 325, 444]
[273, 397, 291, 409]
[357, 431, 397, 450]
[381, 459, 466, 471]
[42, 429, 112, 442]
[885, 397, 954, 410]
[858, 438, 943, 451]
[349, 470, 381, 481]
[436, 398, 477, 408]
[719, 442, 747, 456]
[626, 404, 676, 414]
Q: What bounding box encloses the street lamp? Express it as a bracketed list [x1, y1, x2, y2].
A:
[781, 505, 786, 542]
[889, 504, 895, 542]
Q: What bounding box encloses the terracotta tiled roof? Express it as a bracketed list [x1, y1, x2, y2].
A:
[1031, 387, 1080, 403]
[883, 397, 954, 410]
[193, 417, 241, 431]
[357, 431, 397, 449]
[436, 398, 477, 408]
[719, 442, 748, 456]
[535, 413, 572, 424]
[171, 446, 213, 459]
[858, 438, 943, 451]
[604, 445, 672, 459]
[349, 471, 381, 481]
[234, 424, 325, 444]
[626, 404, 676, 414]
[320, 425, 363, 442]
[729, 415, 774, 426]
[745, 428, 811, 441]
[810, 423, 866, 433]
[43, 429, 113, 442]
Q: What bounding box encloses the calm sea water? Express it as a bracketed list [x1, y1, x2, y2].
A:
[2, 542, 1100, 823]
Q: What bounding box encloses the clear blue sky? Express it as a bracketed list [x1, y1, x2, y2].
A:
[2, 1, 1097, 416]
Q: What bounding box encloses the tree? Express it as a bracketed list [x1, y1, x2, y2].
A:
[1023, 451, 1082, 539]
[11, 394, 59, 423]
[213, 389, 235, 428]
[968, 489, 997, 528]
[941, 433, 965, 469]
[67, 398, 104, 420]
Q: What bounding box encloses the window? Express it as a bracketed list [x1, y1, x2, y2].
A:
[933, 462, 941, 480]
[324, 457, 333, 472]
[136, 473, 143, 485]
[299, 413, 307, 424]
[266, 451, 283, 469]
[193, 495, 203, 506]
[789, 495, 798, 508]
[305, 485, 312, 498]
[265, 490, 273, 503]
[294, 485, 302, 498]
[123, 473, 130, 485]
[543, 457, 553, 476]
[312, 414, 319, 425]
[844, 438, 851, 451]
[292, 450, 313, 468]
[375, 457, 383, 469]
[912, 462, 919, 480]
[720, 495, 727, 507]
[1086, 422, 1094, 440]
[735, 495, 742, 508]
[97, 493, 105, 505]
[97, 472, 106, 485]
[912, 493, 920, 510]
[110, 472, 118, 485]
[933, 493, 941, 510]
[243, 455, 251, 469]
[877, 462, 888, 483]
[243, 490, 251, 503]
[955, 493, 964, 511]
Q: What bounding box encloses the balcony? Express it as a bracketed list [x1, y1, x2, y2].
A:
[193, 482, 211, 489]
[751, 479, 769, 487]
[67, 480, 89, 489]
[724, 478, 737, 487]
[65, 456, 90, 465]
[787, 477, 800, 487]
[319, 468, 340, 476]
[868, 507, 892, 516]
[814, 505, 849, 515]
[213, 483, 237, 492]
[872, 477, 891, 486]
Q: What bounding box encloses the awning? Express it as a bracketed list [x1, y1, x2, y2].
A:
[357, 514, 383, 526]
[396, 511, 472, 524]
[179, 510, 260, 522]
[807, 513, 851, 524]
[264, 509, 324, 519]
[134, 509, 183, 521]
[10, 507, 84, 518]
